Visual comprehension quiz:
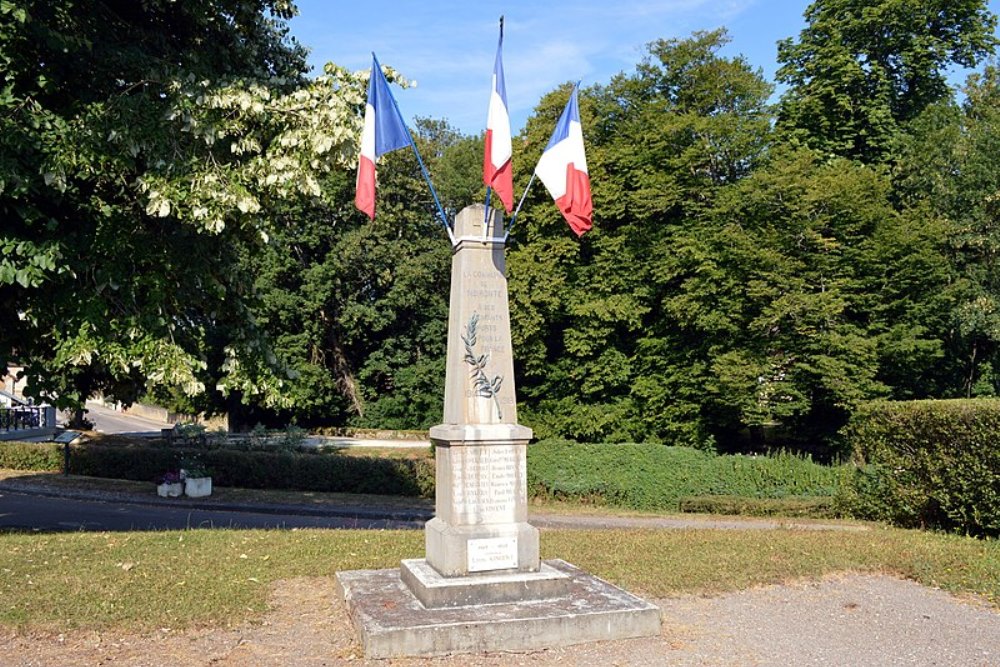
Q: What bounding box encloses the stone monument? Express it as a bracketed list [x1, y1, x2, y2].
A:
[337, 205, 660, 658]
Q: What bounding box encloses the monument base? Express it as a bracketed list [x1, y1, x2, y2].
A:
[400, 558, 570, 608]
[337, 559, 661, 659]
[424, 517, 540, 576]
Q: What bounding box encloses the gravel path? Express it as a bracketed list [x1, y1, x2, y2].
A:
[653, 575, 999, 666]
[2, 574, 997, 666]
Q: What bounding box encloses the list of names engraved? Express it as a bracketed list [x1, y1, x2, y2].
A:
[450, 446, 521, 524]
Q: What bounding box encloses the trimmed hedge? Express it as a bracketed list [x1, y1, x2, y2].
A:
[841, 399, 1000, 537]
[526, 440, 841, 512]
[0, 442, 63, 471]
[678, 495, 836, 518]
[64, 443, 435, 498]
[4, 439, 842, 516]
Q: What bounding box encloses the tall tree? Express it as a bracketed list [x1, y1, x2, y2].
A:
[508, 30, 773, 446]
[245, 119, 479, 429]
[776, 0, 996, 162]
[892, 67, 1000, 397]
[0, 1, 366, 412]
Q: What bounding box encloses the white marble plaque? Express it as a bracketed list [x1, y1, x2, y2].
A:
[467, 536, 518, 572]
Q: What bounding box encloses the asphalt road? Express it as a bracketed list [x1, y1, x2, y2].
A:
[82, 403, 172, 435]
[0, 490, 423, 532]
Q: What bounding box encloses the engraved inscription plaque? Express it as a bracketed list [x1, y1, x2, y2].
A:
[467, 537, 519, 572]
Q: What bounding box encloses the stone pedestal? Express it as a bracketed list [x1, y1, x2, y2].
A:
[337, 205, 660, 657]
[338, 559, 662, 659]
[424, 424, 538, 576]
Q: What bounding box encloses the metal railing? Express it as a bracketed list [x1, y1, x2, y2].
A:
[0, 406, 44, 432]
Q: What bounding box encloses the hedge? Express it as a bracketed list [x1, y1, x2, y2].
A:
[0, 442, 63, 471]
[526, 440, 841, 512]
[3, 439, 842, 515]
[63, 443, 435, 498]
[841, 399, 1000, 537]
[677, 495, 837, 518]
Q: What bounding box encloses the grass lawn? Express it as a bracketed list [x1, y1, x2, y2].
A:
[0, 527, 996, 633]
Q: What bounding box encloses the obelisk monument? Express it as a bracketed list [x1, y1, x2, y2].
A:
[337, 204, 660, 658]
[398, 204, 569, 606]
[423, 204, 538, 574]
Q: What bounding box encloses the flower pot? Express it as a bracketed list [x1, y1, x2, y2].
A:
[157, 482, 183, 498]
[184, 476, 212, 498]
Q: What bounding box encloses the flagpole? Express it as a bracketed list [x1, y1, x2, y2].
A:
[482, 188, 492, 240]
[503, 172, 536, 243]
[373, 53, 455, 245]
[482, 15, 505, 242]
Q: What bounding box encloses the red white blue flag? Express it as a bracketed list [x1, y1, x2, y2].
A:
[483, 29, 514, 212]
[355, 55, 412, 220]
[534, 86, 592, 237]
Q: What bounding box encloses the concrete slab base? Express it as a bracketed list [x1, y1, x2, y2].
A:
[336, 559, 661, 658]
[400, 558, 571, 608]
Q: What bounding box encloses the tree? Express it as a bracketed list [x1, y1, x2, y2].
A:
[892, 67, 1000, 397]
[508, 31, 773, 446]
[683, 150, 900, 446]
[244, 119, 479, 429]
[776, 0, 996, 162]
[0, 1, 368, 413]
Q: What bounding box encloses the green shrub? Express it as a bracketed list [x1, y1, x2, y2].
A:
[0, 442, 63, 471]
[67, 444, 435, 498]
[840, 399, 1000, 537]
[526, 440, 841, 511]
[678, 495, 837, 518]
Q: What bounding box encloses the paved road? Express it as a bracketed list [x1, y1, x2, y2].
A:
[0, 490, 423, 532]
[81, 403, 172, 435]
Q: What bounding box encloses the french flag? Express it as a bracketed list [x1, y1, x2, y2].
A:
[483, 29, 513, 212]
[355, 55, 412, 220]
[534, 85, 592, 237]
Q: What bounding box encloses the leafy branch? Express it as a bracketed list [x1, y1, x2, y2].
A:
[462, 312, 503, 421]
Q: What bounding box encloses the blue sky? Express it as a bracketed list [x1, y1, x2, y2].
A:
[288, 0, 1000, 136]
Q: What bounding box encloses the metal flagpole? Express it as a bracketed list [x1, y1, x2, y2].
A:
[502, 172, 536, 243]
[373, 53, 455, 245]
[483, 16, 505, 242]
[483, 188, 493, 240]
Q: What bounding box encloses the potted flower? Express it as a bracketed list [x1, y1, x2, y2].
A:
[156, 471, 183, 498]
[180, 459, 212, 498]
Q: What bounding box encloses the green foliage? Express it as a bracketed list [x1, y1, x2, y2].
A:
[178, 456, 211, 480]
[65, 443, 435, 498]
[776, 0, 997, 161]
[841, 399, 1000, 536]
[526, 440, 841, 511]
[678, 495, 837, 518]
[510, 30, 773, 448]
[893, 70, 1000, 399]
[244, 119, 469, 429]
[0, 442, 62, 471]
[6, 0, 1000, 464]
[667, 146, 961, 445]
[0, 0, 369, 412]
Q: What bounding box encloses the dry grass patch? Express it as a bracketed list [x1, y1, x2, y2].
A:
[543, 529, 1000, 604]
